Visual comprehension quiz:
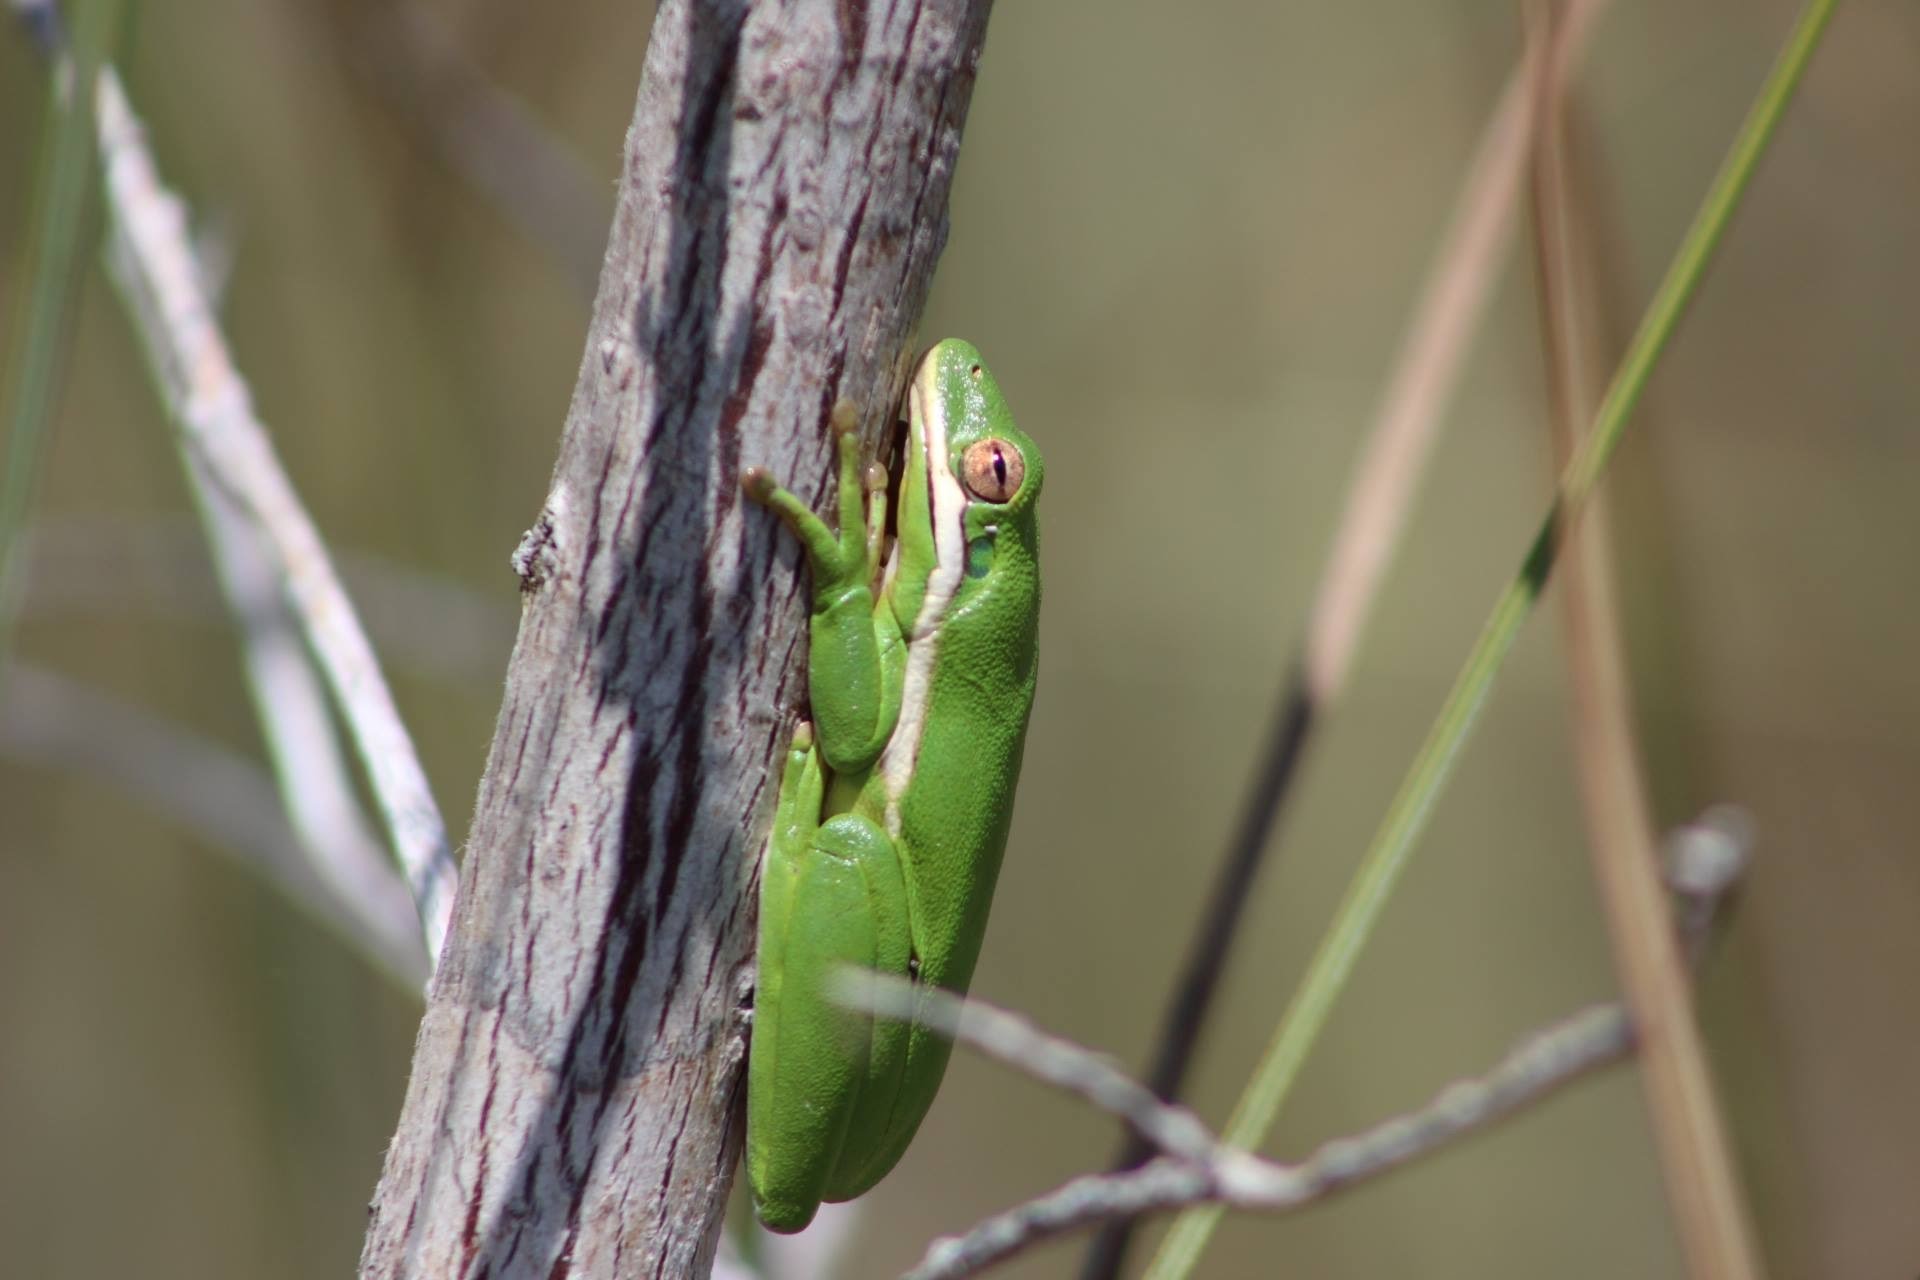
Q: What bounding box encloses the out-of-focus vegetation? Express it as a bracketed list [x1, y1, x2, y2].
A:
[2, 2, 1915, 1276]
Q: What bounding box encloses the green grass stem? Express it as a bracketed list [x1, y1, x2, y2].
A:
[1144, 3, 1839, 1275]
[0, 0, 126, 672]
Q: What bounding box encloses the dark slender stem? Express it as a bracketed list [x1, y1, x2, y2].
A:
[1077, 665, 1315, 1280]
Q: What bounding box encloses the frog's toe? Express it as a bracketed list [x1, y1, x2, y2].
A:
[753, 1190, 818, 1236]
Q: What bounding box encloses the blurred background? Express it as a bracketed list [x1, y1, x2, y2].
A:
[2, 1, 1916, 1276]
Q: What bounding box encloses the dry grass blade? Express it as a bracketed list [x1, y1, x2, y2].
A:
[1527, 6, 1764, 1274]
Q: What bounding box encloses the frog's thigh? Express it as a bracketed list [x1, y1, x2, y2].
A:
[747, 813, 913, 1232]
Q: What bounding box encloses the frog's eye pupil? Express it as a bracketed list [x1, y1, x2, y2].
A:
[960, 438, 1025, 503]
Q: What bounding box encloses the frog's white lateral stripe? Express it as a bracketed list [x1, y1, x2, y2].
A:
[879, 360, 967, 834]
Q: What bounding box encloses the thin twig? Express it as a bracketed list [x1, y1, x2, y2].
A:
[833, 972, 1230, 1165]
[170, 445, 415, 967]
[1527, 7, 1765, 1271]
[0, 664, 428, 988]
[839, 812, 1752, 1280]
[11, 6, 415, 958]
[9, 0, 440, 984]
[91, 63, 457, 966]
[1665, 807, 1752, 972]
[844, 977, 1632, 1280]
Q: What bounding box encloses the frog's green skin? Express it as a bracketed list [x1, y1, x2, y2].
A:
[742, 340, 1043, 1234]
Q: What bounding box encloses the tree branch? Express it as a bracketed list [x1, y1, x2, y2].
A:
[862, 981, 1633, 1280]
[358, 3, 998, 1275]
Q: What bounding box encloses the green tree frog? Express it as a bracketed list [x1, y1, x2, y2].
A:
[741, 339, 1044, 1233]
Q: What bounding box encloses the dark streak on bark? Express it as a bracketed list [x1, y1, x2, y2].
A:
[892, 0, 927, 91]
[817, 347, 850, 435]
[717, 317, 774, 464]
[641, 1120, 686, 1280]
[830, 190, 870, 311]
[579, 478, 605, 585]
[646, 618, 714, 928]
[507, 713, 534, 791]
[655, 951, 686, 1040]
[546, 1218, 577, 1280]
[459, 1072, 501, 1270]
[836, 0, 870, 59]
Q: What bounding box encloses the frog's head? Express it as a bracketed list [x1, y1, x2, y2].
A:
[886, 339, 1043, 637]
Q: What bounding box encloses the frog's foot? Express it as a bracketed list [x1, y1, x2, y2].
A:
[743, 404, 876, 592]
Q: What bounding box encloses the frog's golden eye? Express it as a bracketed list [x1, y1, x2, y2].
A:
[960, 438, 1024, 503]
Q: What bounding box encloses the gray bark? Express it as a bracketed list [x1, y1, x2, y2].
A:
[358, 2, 996, 1275]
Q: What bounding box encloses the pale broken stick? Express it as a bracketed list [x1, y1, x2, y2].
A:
[12, 2, 435, 972]
[89, 63, 457, 966]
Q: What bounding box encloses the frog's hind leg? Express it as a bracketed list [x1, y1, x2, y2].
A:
[746, 733, 912, 1232]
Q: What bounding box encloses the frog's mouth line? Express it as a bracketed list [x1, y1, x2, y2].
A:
[879, 360, 968, 821]
[904, 363, 966, 643]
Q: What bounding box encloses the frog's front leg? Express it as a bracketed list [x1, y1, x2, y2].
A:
[746, 723, 914, 1234]
[743, 410, 905, 774]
